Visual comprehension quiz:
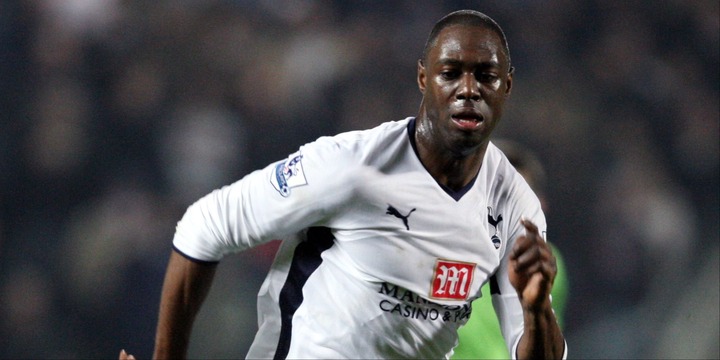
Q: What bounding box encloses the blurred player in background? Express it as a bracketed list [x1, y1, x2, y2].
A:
[121, 10, 566, 359]
[453, 139, 569, 359]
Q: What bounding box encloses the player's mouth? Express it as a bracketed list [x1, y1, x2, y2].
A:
[451, 110, 483, 130]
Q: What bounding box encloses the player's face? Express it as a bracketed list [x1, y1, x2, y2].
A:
[417, 25, 512, 156]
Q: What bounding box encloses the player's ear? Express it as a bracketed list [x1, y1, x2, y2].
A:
[417, 59, 426, 94]
[504, 66, 514, 97]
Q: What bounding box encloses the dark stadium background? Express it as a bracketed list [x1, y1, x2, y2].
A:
[0, 1, 717, 358]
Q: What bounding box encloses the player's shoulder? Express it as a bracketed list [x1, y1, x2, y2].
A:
[485, 142, 521, 180]
[485, 142, 538, 203]
[302, 118, 411, 159]
[329, 117, 410, 146]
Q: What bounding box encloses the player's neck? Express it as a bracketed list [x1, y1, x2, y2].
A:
[414, 124, 486, 192]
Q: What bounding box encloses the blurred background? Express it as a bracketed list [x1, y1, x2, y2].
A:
[0, 0, 718, 358]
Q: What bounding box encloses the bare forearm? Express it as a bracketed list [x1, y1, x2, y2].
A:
[509, 220, 566, 359]
[153, 250, 217, 360]
[516, 303, 565, 359]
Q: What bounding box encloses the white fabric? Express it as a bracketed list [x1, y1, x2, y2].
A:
[173, 117, 548, 359]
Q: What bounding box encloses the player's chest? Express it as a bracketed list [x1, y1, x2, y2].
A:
[333, 182, 507, 301]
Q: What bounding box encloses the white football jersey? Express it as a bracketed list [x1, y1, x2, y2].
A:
[174, 117, 549, 359]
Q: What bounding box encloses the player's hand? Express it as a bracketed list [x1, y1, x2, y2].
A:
[508, 218, 556, 311]
[119, 349, 136, 360]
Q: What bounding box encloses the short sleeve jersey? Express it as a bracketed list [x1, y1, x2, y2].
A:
[173, 117, 547, 359]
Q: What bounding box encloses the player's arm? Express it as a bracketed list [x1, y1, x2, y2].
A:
[152, 249, 218, 359]
[509, 218, 566, 359]
[118, 141, 359, 359]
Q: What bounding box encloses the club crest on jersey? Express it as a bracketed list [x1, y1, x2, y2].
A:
[487, 206, 503, 250]
[270, 152, 307, 197]
[430, 259, 475, 301]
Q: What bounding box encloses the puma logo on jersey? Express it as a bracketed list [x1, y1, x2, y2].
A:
[487, 206, 503, 249]
[386, 204, 416, 230]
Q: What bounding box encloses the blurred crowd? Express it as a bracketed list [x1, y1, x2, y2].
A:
[0, 0, 717, 358]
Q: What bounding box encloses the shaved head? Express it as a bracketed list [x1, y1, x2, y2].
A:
[422, 10, 511, 71]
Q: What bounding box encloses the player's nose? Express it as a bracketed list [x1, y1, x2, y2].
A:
[456, 73, 480, 101]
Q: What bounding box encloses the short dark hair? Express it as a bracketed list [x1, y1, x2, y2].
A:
[421, 10, 511, 70]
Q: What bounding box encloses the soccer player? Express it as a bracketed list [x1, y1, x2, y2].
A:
[122, 9, 566, 359]
[452, 139, 569, 359]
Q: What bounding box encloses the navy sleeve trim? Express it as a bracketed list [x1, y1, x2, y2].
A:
[172, 245, 220, 265]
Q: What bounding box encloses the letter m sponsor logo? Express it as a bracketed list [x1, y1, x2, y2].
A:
[430, 259, 475, 301]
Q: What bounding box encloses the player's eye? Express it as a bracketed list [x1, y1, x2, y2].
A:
[477, 73, 499, 83]
[440, 70, 460, 80]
